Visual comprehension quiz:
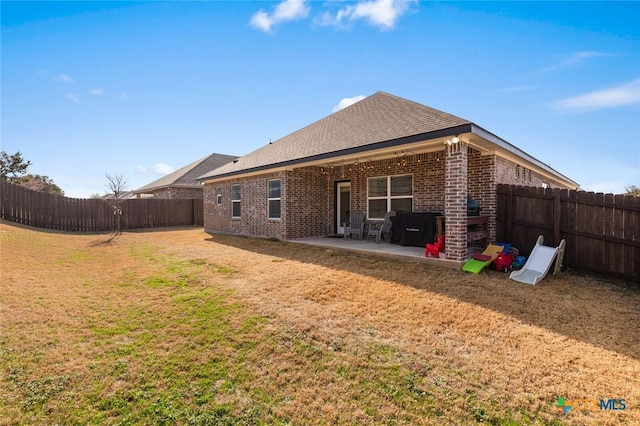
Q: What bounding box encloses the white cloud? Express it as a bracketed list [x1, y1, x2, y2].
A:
[52, 73, 73, 83]
[318, 0, 416, 30]
[66, 93, 80, 102]
[250, 0, 310, 33]
[250, 11, 273, 33]
[538, 51, 610, 73]
[90, 88, 104, 95]
[551, 78, 640, 112]
[153, 163, 176, 175]
[38, 70, 74, 83]
[136, 165, 147, 173]
[332, 95, 366, 112]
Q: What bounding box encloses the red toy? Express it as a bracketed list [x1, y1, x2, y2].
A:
[425, 235, 445, 258]
[494, 252, 513, 272]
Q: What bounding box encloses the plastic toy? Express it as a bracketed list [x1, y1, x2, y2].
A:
[509, 236, 566, 285]
[494, 252, 513, 272]
[425, 235, 445, 258]
[461, 243, 504, 274]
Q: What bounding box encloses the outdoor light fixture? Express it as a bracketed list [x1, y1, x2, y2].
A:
[446, 135, 460, 145]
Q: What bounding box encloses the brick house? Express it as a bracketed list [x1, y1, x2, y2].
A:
[198, 92, 578, 261]
[135, 153, 238, 199]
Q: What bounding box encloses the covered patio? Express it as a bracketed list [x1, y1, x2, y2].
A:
[290, 236, 464, 270]
[200, 92, 579, 259]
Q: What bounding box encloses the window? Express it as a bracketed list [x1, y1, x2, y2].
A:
[231, 184, 241, 218]
[267, 179, 281, 219]
[216, 187, 222, 205]
[367, 174, 412, 219]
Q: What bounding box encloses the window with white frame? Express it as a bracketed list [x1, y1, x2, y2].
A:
[231, 184, 241, 218]
[267, 179, 281, 219]
[216, 187, 222, 205]
[367, 174, 413, 219]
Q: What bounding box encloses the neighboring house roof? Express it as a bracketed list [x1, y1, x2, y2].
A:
[102, 191, 139, 200]
[198, 91, 578, 189]
[135, 153, 238, 194]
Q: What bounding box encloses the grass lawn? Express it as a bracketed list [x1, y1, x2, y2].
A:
[0, 221, 638, 425]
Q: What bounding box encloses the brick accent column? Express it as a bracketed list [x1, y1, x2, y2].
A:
[444, 140, 468, 260]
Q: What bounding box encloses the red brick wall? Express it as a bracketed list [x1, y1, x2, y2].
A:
[444, 143, 469, 260]
[203, 172, 287, 239]
[322, 151, 448, 224]
[284, 167, 329, 239]
[203, 148, 562, 244]
[203, 168, 329, 240]
[153, 187, 203, 199]
[494, 156, 567, 189]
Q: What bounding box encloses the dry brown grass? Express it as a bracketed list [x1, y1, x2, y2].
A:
[1, 221, 638, 425]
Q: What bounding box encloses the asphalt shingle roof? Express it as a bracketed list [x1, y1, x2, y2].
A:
[136, 153, 238, 193]
[199, 91, 470, 180]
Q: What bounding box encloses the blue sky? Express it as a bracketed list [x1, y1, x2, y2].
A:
[2, 1, 639, 197]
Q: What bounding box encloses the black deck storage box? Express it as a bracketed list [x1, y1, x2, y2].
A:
[390, 212, 438, 247]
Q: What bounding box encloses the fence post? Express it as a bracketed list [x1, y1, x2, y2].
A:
[506, 186, 513, 242]
[553, 191, 561, 246]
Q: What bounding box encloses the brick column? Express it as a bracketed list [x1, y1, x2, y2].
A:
[444, 140, 468, 261]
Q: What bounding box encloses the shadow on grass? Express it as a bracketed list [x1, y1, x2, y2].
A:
[85, 226, 200, 245]
[89, 230, 122, 245]
[204, 234, 640, 362]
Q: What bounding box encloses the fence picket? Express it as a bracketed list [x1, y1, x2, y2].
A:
[1, 181, 203, 233]
[497, 184, 638, 282]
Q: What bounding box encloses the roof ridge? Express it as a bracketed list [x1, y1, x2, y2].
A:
[199, 92, 472, 180]
[135, 152, 238, 193]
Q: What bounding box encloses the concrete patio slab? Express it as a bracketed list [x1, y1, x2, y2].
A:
[290, 236, 464, 270]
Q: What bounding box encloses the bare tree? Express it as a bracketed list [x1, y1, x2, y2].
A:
[105, 172, 128, 200]
[105, 172, 128, 234]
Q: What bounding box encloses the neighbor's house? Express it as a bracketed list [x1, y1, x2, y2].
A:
[101, 191, 141, 200]
[134, 153, 238, 199]
[198, 92, 578, 261]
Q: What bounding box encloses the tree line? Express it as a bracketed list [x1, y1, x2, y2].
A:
[1, 151, 130, 200]
[0, 151, 64, 196]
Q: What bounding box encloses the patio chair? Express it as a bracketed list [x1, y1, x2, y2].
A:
[344, 211, 365, 240]
[425, 234, 445, 257]
[375, 210, 396, 243]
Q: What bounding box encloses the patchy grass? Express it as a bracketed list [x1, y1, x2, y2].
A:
[1, 222, 638, 425]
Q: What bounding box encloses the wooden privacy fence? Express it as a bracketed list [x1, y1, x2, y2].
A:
[1, 180, 203, 231]
[496, 184, 639, 282]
